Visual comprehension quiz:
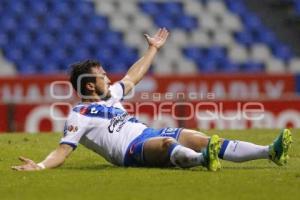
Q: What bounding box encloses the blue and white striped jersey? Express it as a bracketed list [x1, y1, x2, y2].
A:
[60, 82, 147, 165]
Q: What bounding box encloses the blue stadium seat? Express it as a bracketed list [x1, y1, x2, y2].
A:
[17, 61, 39, 75]
[226, 0, 247, 15]
[0, 32, 9, 46]
[0, 0, 297, 74]
[48, 48, 68, 64]
[72, 48, 91, 61]
[7, 0, 26, 15]
[272, 43, 293, 61]
[88, 16, 109, 33]
[64, 16, 85, 32]
[96, 48, 115, 65]
[22, 16, 41, 31]
[242, 61, 265, 72]
[0, 0, 8, 13]
[14, 31, 32, 46]
[46, 16, 64, 31]
[58, 32, 79, 47]
[162, 2, 183, 16]
[242, 12, 264, 31]
[102, 31, 123, 47]
[0, 15, 18, 32]
[154, 15, 176, 29]
[197, 59, 218, 73]
[76, 1, 95, 15]
[30, 1, 48, 15]
[50, 2, 72, 15]
[141, 1, 196, 30]
[38, 32, 57, 46]
[40, 61, 60, 74]
[4, 47, 24, 63]
[139, 2, 160, 16]
[0, 0, 139, 74]
[176, 16, 198, 31]
[234, 31, 254, 46]
[219, 59, 240, 73]
[256, 28, 278, 46]
[207, 46, 227, 61]
[28, 47, 47, 62]
[117, 46, 139, 65]
[108, 59, 130, 74]
[81, 32, 99, 46]
[295, 1, 300, 14]
[183, 47, 203, 61]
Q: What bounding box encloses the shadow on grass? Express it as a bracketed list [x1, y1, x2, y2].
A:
[62, 164, 119, 170]
[62, 163, 281, 171]
[62, 164, 208, 172]
[222, 166, 278, 170]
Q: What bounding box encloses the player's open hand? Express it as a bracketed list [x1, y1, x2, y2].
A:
[144, 27, 169, 50]
[11, 156, 42, 171]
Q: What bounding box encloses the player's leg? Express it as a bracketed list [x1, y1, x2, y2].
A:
[177, 129, 210, 151]
[142, 135, 221, 171]
[178, 129, 269, 162]
[178, 128, 292, 165]
[218, 129, 292, 165]
[141, 137, 175, 167]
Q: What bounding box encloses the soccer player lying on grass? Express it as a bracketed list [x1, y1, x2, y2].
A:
[12, 28, 292, 172]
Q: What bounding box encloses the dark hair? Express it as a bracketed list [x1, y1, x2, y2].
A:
[69, 59, 101, 95]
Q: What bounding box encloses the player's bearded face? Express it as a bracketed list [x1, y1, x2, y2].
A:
[92, 66, 111, 100]
[83, 66, 111, 100]
[95, 80, 111, 100]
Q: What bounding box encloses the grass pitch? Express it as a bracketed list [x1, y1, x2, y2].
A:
[0, 129, 299, 200]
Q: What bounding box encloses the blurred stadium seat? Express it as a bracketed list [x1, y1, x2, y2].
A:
[0, 0, 299, 75]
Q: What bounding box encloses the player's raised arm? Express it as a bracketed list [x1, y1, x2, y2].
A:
[11, 144, 73, 171]
[121, 27, 169, 95]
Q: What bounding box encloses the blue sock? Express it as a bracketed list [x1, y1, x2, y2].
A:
[218, 140, 230, 159]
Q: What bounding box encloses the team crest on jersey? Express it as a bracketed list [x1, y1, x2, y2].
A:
[163, 128, 176, 133]
[80, 106, 88, 115]
[160, 128, 178, 136]
[67, 125, 78, 133]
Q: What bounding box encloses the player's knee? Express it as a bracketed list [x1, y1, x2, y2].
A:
[161, 137, 177, 152]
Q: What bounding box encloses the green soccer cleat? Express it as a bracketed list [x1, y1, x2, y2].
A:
[269, 129, 293, 166]
[202, 135, 222, 171]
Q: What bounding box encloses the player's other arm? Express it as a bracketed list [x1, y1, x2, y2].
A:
[121, 28, 169, 95]
[11, 144, 73, 171]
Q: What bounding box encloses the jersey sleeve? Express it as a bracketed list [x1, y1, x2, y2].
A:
[60, 113, 89, 150]
[109, 82, 125, 101]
